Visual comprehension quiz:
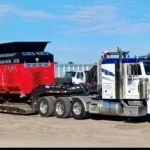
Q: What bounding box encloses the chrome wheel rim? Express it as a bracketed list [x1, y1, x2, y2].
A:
[40, 101, 48, 114]
[73, 102, 82, 115]
[56, 102, 65, 115]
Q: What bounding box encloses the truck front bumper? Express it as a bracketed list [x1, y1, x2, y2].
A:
[123, 106, 147, 117]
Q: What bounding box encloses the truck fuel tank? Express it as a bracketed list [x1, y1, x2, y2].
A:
[89, 100, 123, 116]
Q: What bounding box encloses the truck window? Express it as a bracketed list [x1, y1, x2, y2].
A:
[131, 64, 142, 75]
[77, 73, 80, 79]
[65, 72, 76, 78]
[77, 72, 83, 79]
[143, 62, 150, 75]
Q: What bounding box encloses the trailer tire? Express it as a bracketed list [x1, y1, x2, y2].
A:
[48, 96, 56, 116]
[54, 97, 71, 119]
[49, 96, 56, 103]
[38, 97, 54, 117]
[71, 98, 88, 120]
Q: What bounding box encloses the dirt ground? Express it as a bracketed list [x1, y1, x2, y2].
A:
[0, 114, 150, 148]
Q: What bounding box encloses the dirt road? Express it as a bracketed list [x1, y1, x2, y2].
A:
[0, 114, 149, 147]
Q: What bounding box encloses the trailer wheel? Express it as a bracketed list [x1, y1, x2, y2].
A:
[71, 98, 88, 120]
[48, 96, 56, 116]
[54, 97, 71, 119]
[49, 96, 56, 103]
[38, 97, 54, 117]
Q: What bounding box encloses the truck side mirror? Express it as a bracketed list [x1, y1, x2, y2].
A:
[127, 64, 132, 76]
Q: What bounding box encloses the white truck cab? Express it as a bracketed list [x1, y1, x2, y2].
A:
[91, 49, 150, 117]
[72, 49, 150, 118]
[65, 71, 86, 84]
[53, 48, 150, 120]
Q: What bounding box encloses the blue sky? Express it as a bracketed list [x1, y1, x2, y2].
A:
[1, 0, 150, 64]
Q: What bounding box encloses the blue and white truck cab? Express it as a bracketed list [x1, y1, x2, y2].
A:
[70, 48, 150, 119]
[53, 47, 150, 120]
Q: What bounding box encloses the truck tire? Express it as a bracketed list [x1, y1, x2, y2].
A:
[37, 97, 54, 117]
[55, 77, 72, 85]
[49, 96, 56, 103]
[71, 98, 89, 120]
[48, 96, 56, 116]
[54, 97, 71, 118]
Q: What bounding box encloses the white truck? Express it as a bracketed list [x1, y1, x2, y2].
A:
[64, 66, 97, 84]
[37, 47, 150, 120]
[64, 71, 85, 84]
[64, 69, 97, 94]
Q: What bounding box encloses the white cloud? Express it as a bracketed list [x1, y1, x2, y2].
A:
[0, 4, 53, 20]
[1, 3, 150, 35]
[67, 5, 118, 23]
[62, 4, 150, 35]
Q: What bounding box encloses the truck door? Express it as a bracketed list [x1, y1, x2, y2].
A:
[126, 63, 143, 99]
[75, 72, 84, 84]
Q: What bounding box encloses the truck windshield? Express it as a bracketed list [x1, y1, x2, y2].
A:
[143, 62, 150, 75]
[65, 72, 76, 78]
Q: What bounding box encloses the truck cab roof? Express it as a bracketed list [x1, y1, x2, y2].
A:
[102, 58, 148, 64]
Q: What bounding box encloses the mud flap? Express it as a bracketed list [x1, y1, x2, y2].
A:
[147, 99, 150, 114]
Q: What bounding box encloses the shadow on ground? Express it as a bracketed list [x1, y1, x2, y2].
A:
[91, 114, 150, 124]
[0, 112, 150, 124]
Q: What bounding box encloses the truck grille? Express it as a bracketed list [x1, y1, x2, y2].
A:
[124, 107, 138, 116]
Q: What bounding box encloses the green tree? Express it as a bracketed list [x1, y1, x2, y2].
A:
[68, 61, 74, 65]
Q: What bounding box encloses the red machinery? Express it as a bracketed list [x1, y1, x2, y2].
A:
[0, 41, 84, 116]
[0, 41, 55, 95]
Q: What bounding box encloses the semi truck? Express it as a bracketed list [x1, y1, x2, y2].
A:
[0, 41, 150, 121]
[53, 48, 150, 119]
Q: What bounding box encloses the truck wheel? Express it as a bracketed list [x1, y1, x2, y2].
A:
[54, 97, 71, 118]
[38, 97, 54, 117]
[48, 96, 56, 103]
[71, 98, 88, 120]
[48, 96, 56, 116]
